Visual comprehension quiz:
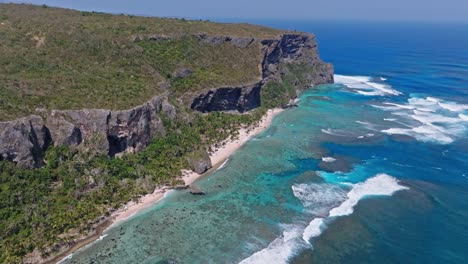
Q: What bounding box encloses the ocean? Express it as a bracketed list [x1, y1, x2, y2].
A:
[63, 21, 468, 264]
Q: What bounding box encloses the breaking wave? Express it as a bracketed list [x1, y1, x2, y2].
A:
[303, 174, 407, 242]
[376, 96, 468, 144]
[322, 157, 336, 162]
[240, 174, 408, 264]
[334, 75, 401, 96]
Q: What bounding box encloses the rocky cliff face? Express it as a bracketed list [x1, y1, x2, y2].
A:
[0, 96, 172, 168]
[0, 33, 333, 168]
[191, 82, 261, 113]
[191, 33, 334, 112]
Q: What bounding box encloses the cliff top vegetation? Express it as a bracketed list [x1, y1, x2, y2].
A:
[0, 4, 286, 121]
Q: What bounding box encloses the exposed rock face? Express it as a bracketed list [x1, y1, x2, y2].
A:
[196, 34, 255, 48]
[0, 116, 51, 168]
[0, 96, 169, 167]
[191, 83, 261, 113]
[186, 150, 212, 174]
[0, 33, 333, 168]
[191, 33, 334, 112]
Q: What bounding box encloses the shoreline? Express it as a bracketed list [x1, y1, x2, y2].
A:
[54, 107, 284, 263]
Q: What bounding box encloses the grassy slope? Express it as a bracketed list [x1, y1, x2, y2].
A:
[0, 4, 281, 121]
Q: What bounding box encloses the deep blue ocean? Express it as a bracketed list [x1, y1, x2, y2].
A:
[63, 22, 468, 264]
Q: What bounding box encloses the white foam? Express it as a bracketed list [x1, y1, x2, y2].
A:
[321, 128, 346, 136]
[334, 75, 401, 96]
[459, 114, 468, 121]
[411, 110, 460, 124]
[292, 183, 346, 213]
[58, 234, 109, 263]
[216, 158, 229, 171]
[381, 126, 454, 144]
[358, 133, 374, 139]
[301, 174, 407, 244]
[328, 174, 408, 217]
[377, 96, 468, 144]
[356, 90, 383, 96]
[243, 175, 408, 263]
[302, 218, 325, 243]
[438, 102, 468, 112]
[322, 157, 336, 162]
[282, 225, 303, 242]
[239, 235, 304, 264]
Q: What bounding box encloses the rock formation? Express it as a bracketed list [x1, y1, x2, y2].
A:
[190, 33, 334, 112]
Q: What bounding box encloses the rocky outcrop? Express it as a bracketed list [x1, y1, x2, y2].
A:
[0, 96, 171, 168]
[186, 149, 212, 174]
[0, 33, 333, 168]
[0, 116, 51, 168]
[191, 82, 261, 113]
[191, 33, 334, 112]
[268, 33, 334, 86]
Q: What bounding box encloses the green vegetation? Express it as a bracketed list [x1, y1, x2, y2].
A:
[136, 37, 262, 95]
[0, 4, 278, 121]
[0, 108, 266, 263]
[260, 63, 315, 108]
[0, 4, 319, 263]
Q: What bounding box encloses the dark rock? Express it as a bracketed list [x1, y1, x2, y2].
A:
[0, 95, 171, 167]
[0, 115, 51, 168]
[282, 103, 299, 109]
[191, 82, 261, 113]
[186, 149, 212, 174]
[192, 33, 333, 114]
[189, 186, 205, 195]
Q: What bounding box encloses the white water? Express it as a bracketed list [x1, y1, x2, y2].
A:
[376, 96, 468, 144]
[57, 234, 108, 264]
[334, 75, 402, 96]
[216, 158, 229, 171]
[302, 218, 325, 243]
[322, 157, 337, 162]
[328, 174, 408, 217]
[240, 174, 408, 264]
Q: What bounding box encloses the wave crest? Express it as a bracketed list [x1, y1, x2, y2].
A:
[241, 174, 408, 264]
[377, 96, 468, 144]
[334, 75, 401, 96]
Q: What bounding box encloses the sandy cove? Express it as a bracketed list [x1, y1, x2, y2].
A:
[54, 107, 283, 263]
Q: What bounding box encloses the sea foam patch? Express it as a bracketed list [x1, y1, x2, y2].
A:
[292, 183, 346, 213]
[322, 157, 337, 162]
[239, 231, 306, 264]
[241, 174, 408, 263]
[334, 74, 401, 96]
[302, 174, 408, 242]
[376, 96, 468, 144]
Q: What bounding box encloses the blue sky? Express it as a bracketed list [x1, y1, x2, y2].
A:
[3, 0, 468, 23]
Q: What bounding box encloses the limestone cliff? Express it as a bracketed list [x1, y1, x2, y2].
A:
[0, 33, 333, 168]
[0, 96, 172, 168]
[190, 33, 334, 112]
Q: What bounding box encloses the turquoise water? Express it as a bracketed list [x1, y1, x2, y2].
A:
[64, 23, 468, 263]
